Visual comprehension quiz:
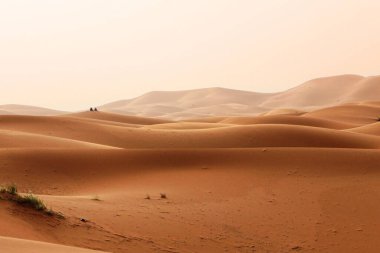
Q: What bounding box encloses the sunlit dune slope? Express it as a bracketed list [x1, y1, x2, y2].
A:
[348, 122, 380, 136]
[304, 103, 380, 125]
[0, 104, 66, 116]
[260, 75, 364, 108]
[66, 111, 172, 125]
[218, 115, 354, 129]
[0, 130, 114, 149]
[144, 122, 232, 130]
[0, 115, 379, 148]
[0, 236, 108, 253]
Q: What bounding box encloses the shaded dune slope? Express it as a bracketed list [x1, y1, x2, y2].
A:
[1, 148, 380, 195]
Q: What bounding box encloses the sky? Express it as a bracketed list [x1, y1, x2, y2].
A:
[1, 0, 380, 111]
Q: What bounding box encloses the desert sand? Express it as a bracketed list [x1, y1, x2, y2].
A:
[2, 75, 380, 119]
[0, 105, 66, 116]
[1, 97, 380, 253]
[97, 75, 380, 119]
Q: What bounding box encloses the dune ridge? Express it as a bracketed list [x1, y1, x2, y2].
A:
[100, 75, 380, 119]
[3, 75, 380, 120]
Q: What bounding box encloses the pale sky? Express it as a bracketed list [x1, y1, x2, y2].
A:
[1, 0, 380, 111]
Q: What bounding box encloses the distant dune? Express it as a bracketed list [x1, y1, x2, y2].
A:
[100, 87, 273, 119]
[0, 104, 66, 116]
[2, 74, 380, 119]
[99, 74, 380, 119]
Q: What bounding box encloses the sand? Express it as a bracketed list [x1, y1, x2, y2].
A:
[2, 74, 380, 120]
[0, 104, 66, 116]
[1, 99, 380, 252]
[98, 75, 380, 119]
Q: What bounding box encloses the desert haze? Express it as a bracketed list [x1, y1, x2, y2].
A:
[0, 74, 380, 252]
[2, 74, 380, 119]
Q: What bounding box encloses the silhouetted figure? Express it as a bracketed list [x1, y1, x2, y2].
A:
[94, 108, 98, 112]
[90, 107, 93, 112]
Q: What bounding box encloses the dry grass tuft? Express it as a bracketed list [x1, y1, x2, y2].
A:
[0, 183, 64, 218]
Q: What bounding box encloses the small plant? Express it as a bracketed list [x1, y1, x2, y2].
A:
[46, 207, 65, 219]
[17, 194, 47, 211]
[46, 207, 54, 216]
[91, 195, 101, 201]
[0, 183, 63, 218]
[6, 184, 18, 195]
[145, 194, 151, 200]
[160, 193, 167, 199]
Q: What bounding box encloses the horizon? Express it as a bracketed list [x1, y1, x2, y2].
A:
[2, 1, 380, 110]
[0, 73, 372, 111]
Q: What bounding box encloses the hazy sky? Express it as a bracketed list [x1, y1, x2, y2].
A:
[1, 0, 380, 110]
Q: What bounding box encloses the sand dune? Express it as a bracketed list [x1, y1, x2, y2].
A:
[1, 100, 380, 252]
[1, 115, 379, 148]
[100, 87, 273, 119]
[260, 75, 380, 110]
[0, 129, 114, 149]
[1, 148, 380, 252]
[0, 237, 107, 253]
[0, 109, 14, 115]
[260, 75, 364, 109]
[0, 104, 66, 116]
[219, 115, 354, 129]
[261, 108, 305, 116]
[144, 122, 232, 130]
[98, 75, 380, 119]
[4, 75, 380, 120]
[304, 103, 380, 125]
[67, 111, 172, 125]
[348, 122, 380, 136]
